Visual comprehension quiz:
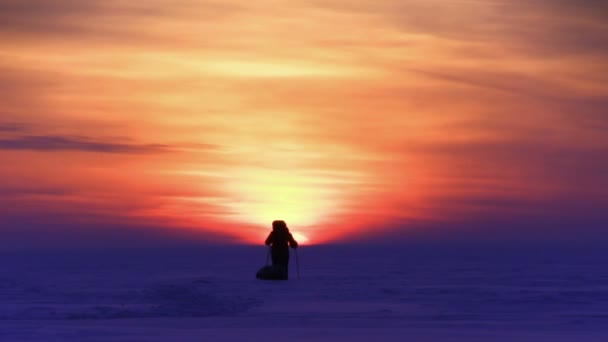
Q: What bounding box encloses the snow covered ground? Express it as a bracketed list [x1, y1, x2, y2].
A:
[1, 244, 607, 341]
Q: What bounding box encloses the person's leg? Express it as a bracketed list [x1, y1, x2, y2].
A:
[271, 253, 280, 266]
[273, 250, 289, 280]
[280, 253, 290, 279]
[271, 249, 289, 280]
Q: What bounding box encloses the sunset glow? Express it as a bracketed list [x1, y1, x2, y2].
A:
[1, 0, 607, 246]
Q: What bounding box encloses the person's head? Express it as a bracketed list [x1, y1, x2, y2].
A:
[272, 220, 288, 231]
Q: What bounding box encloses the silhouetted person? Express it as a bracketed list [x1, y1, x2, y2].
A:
[265, 220, 298, 280]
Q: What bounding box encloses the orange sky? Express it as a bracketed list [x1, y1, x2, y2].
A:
[1, 0, 607, 245]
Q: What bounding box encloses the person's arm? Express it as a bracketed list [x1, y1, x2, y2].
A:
[288, 233, 298, 249]
[265, 232, 274, 246]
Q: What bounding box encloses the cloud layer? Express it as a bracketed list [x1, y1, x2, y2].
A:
[0, 0, 606, 246]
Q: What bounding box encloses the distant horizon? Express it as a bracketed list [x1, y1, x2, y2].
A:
[2, 215, 607, 251]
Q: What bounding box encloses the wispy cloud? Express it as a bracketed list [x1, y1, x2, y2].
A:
[310, 0, 608, 57]
[0, 0, 242, 44]
[0, 185, 74, 197]
[0, 135, 169, 154]
[0, 123, 25, 132]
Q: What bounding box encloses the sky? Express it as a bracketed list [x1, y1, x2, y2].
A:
[1, 0, 607, 247]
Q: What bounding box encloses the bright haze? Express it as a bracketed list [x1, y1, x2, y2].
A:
[1, 0, 607, 247]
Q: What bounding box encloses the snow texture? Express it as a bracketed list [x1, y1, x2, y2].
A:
[1, 244, 607, 341]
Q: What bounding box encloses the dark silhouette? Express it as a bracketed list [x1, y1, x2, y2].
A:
[256, 220, 298, 280]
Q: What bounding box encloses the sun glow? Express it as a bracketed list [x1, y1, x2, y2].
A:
[291, 232, 310, 244]
[223, 168, 339, 242]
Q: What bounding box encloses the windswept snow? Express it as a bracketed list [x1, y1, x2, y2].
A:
[1, 245, 607, 341]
